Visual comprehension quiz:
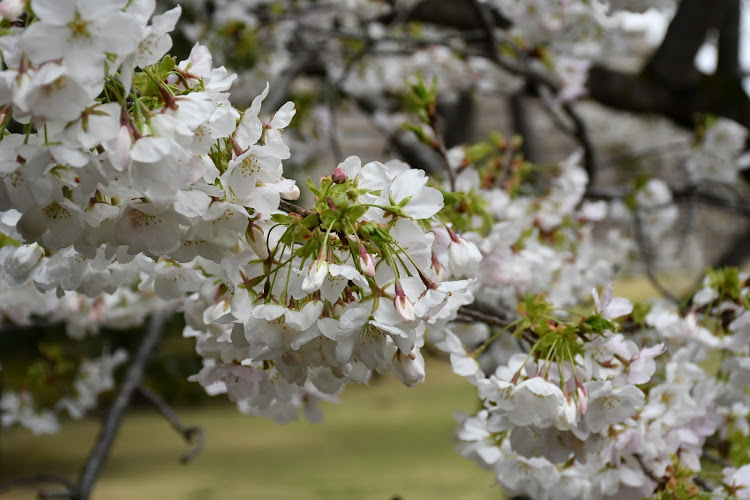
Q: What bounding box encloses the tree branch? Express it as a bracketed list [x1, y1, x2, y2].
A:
[587, 183, 750, 218]
[73, 310, 172, 500]
[138, 386, 204, 465]
[717, 0, 741, 78]
[587, 65, 750, 130]
[278, 199, 313, 217]
[632, 209, 681, 305]
[645, 0, 730, 89]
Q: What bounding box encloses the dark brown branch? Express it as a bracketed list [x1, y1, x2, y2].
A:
[465, 1, 599, 182]
[561, 101, 598, 184]
[645, 0, 730, 89]
[717, 0, 741, 78]
[347, 92, 445, 175]
[456, 306, 511, 328]
[693, 476, 712, 492]
[461, 301, 515, 325]
[426, 103, 457, 190]
[138, 386, 204, 465]
[394, 0, 512, 31]
[510, 91, 538, 163]
[73, 310, 171, 500]
[278, 199, 313, 217]
[588, 65, 750, 130]
[714, 225, 750, 268]
[634, 453, 665, 488]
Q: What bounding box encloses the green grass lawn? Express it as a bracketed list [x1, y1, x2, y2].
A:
[0, 358, 501, 500]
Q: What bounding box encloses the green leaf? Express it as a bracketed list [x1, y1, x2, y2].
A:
[300, 214, 320, 229]
[583, 315, 615, 334]
[271, 213, 296, 225]
[345, 205, 369, 221]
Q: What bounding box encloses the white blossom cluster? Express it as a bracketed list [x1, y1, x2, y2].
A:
[449, 272, 750, 499]
[0, 0, 477, 427]
[185, 153, 478, 422]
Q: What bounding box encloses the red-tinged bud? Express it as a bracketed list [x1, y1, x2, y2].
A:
[332, 166, 347, 184]
[576, 386, 588, 415]
[0, 104, 10, 126]
[230, 137, 245, 156]
[394, 280, 416, 322]
[358, 244, 376, 277]
[0, 0, 23, 20]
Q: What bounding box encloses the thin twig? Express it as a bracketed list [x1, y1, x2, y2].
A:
[702, 452, 731, 467]
[138, 385, 204, 465]
[278, 199, 313, 217]
[632, 209, 681, 305]
[693, 476, 713, 492]
[427, 111, 456, 191]
[73, 310, 172, 500]
[457, 305, 510, 328]
[634, 453, 665, 487]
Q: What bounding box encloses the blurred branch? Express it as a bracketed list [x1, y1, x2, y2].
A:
[346, 91, 445, 175]
[586, 183, 750, 218]
[634, 453, 665, 489]
[645, 0, 730, 89]
[138, 386, 204, 465]
[509, 90, 538, 163]
[73, 310, 172, 500]
[395, 0, 512, 31]
[587, 0, 748, 131]
[469, 0, 598, 182]
[587, 64, 750, 130]
[717, 0, 741, 78]
[713, 225, 750, 268]
[632, 209, 681, 305]
[456, 306, 510, 328]
[0, 313, 171, 500]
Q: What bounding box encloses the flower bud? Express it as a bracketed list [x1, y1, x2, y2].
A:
[554, 397, 579, 430]
[246, 224, 269, 259]
[0, 0, 23, 20]
[393, 348, 425, 387]
[393, 280, 415, 321]
[302, 258, 328, 293]
[280, 182, 300, 200]
[332, 166, 347, 184]
[576, 386, 588, 415]
[358, 244, 375, 277]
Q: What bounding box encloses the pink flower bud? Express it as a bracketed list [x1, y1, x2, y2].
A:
[332, 166, 347, 184]
[394, 281, 416, 321]
[358, 244, 375, 276]
[0, 0, 23, 20]
[576, 386, 588, 415]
